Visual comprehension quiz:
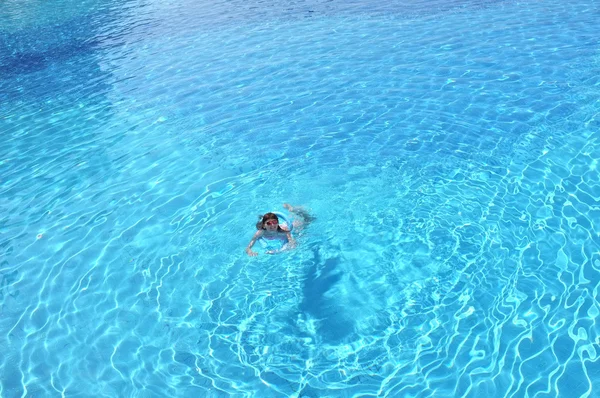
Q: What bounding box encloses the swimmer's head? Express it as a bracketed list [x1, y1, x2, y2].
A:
[257, 213, 280, 231]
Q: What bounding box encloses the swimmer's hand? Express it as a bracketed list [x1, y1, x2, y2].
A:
[246, 232, 262, 256]
[284, 231, 297, 250]
[267, 240, 297, 255]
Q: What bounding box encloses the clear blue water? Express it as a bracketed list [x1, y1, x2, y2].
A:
[1, 0, 600, 396]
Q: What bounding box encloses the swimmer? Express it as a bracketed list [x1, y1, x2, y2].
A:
[245, 203, 314, 256]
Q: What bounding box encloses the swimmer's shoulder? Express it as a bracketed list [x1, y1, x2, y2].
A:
[279, 223, 291, 232]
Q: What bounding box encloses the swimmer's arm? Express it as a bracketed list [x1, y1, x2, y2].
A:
[245, 231, 263, 257]
[266, 232, 296, 255]
[285, 231, 296, 249]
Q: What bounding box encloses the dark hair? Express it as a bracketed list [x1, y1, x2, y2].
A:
[256, 212, 286, 232]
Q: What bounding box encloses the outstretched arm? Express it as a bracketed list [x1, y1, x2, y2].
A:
[246, 231, 263, 256]
[266, 231, 296, 255]
[286, 231, 296, 249]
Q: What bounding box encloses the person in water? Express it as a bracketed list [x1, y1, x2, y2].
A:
[245, 203, 314, 256]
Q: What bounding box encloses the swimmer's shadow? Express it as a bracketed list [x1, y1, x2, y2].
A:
[299, 246, 353, 344]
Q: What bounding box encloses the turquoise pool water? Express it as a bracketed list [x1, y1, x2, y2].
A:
[1, 0, 600, 396]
